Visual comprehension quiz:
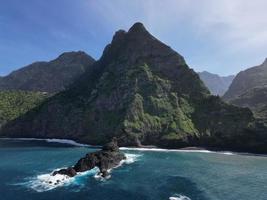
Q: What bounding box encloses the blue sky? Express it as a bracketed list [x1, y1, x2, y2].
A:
[0, 0, 267, 76]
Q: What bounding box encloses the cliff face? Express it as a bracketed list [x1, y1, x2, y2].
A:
[224, 59, 267, 100]
[0, 51, 95, 93]
[1, 23, 266, 153]
[198, 71, 235, 96]
[223, 59, 267, 124]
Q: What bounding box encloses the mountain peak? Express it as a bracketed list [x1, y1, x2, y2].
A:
[55, 51, 95, 65]
[128, 22, 147, 33]
[57, 51, 90, 60]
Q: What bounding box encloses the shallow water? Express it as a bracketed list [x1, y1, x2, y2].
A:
[0, 139, 266, 200]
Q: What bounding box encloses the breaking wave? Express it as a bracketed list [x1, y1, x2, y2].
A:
[22, 153, 141, 192]
[120, 147, 235, 155]
[0, 137, 90, 147]
[169, 194, 191, 200]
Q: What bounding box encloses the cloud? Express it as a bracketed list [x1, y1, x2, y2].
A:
[85, 0, 267, 49]
[191, 0, 267, 51]
[78, 0, 267, 74]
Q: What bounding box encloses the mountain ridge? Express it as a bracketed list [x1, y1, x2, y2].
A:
[0, 51, 95, 93]
[224, 59, 267, 100]
[223, 58, 267, 124]
[1, 22, 266, 153]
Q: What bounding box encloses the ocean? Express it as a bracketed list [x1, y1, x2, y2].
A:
[0, 139, 266, 200]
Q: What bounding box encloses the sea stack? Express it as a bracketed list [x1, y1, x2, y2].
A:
[53, 139, 126, 177]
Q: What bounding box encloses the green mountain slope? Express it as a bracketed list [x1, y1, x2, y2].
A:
[0, 51, 95, 93]
[1, 23, 266, 153]
[0, 91, 48, 128]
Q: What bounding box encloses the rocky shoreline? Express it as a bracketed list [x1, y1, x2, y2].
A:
[52, 139, 126, 178]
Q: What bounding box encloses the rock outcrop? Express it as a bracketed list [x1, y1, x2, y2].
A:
[53, 139, 125, 177]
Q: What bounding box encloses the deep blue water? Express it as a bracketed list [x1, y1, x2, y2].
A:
[0, 139, 267, 200]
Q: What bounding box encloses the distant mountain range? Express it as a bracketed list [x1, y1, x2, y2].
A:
[0, 51, 95, 93]
[223, 59, 267, 124]
[1, 23, 266, 153]
[198, 71, 235, 96]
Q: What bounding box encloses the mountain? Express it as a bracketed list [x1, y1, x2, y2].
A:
[0, 51, 95, 93]
[223, 59, 267, 123]
[224, 59, 267, 100]
[198, 71, 235, 96]
[1, 23, 266, 153]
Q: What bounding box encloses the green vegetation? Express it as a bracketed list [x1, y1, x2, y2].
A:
[1, 23, 266, 153]
[0, 91, 48, 127]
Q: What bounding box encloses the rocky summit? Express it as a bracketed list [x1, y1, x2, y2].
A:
[1, 23, 267, 153]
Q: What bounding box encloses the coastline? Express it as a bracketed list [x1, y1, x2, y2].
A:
[0, 137, 93, 147]
[1, 137, 266, 157]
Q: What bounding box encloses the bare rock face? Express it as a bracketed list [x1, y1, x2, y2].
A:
[52, 139, 125, 177]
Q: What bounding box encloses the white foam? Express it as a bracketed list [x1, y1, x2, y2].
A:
[120, 147, 212, 153]
[123, 153, 142, 164]
[120, 147, 235, 155]
[94, 153, 142, 181]
[169, 194, 191, 200]
[29, 173, 73, 192]
[27, 167, 100, 192]
[45, 139, 89, 147]
[221, 151, 234, 155]
[26, 153, 142, 192]
[0, 137, 90, 147]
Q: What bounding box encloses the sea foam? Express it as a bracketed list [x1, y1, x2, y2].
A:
[0, 137, 90, 147]
[26, 153, 141, 192]
[120, 147, 235, 155]
[169, 194, 191, 200]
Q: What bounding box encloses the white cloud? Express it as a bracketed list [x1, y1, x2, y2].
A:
[85, 0, 267, 48]
[81, 0, 267, 74]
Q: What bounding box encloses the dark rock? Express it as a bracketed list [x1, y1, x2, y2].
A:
[102, 138, 119, 151]
[52, 167, 77, 177]
[53, 140, 125, 178]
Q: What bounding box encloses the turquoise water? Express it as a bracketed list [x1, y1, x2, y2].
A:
[0, 139, 267, 200]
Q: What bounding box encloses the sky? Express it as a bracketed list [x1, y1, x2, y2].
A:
[0, 0, 267, 76]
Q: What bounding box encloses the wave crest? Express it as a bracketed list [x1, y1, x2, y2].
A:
[169, 194, 191, 200]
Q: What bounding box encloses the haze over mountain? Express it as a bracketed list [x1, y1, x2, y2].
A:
[223, 58, 267, 123]
[1, 23, 266, 153]
[0, 51, 95, 93]
[198, 71, 235, 96]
